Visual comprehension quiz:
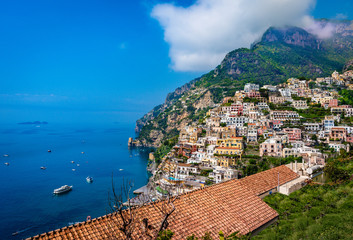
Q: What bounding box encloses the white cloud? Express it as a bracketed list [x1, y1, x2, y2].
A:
[151, 0, 316, 72]
[303, 18, 336, 39]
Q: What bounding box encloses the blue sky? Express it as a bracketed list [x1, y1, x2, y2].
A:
[0, 0, 352, 124]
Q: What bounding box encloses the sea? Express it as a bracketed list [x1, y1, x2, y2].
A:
[0, 121, 151, 239]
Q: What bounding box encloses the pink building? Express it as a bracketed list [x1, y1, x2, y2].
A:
[283, 128, 302, 141]
[330, 127, 347, 141]
[328, 99, 338, 108]
[231, 103, 243, 116]
[260, 138, 283, 157]
[347, 136, 353, 143]
[246, 90, 261, 99]
[222, 103, 243, 116]
[272, 120, 283, 129]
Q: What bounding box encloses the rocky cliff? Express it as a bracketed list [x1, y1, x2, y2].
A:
[136, 20, 353, 147]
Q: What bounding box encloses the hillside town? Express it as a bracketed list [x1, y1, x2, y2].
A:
[144, 70, 353, 198]
[28, 71, 353, 240]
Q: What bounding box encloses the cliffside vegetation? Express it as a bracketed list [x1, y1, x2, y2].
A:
[136, 20, 353, 148]
[339, 89, 353, 106]
[254, 150, 353, 240]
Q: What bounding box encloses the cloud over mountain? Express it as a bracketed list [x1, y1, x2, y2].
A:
[151, 0, 316, 72]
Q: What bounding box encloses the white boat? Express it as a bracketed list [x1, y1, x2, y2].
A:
[40, 166, 46, 170]
[71, 161, 75, 164]
[119, 169, 124, 171]
[3, 154, 9, 157]
[53, 185, 72, 194]
[77, 164, 80, 167]
[72, 169, 76, 171]
[4, 162, 9, 166]
[86, 176, 93, 183]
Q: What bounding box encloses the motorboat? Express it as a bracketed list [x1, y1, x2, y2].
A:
[81, 152, 85, 154]
[72, 169, 76, 171]
[4, 162, 9, 166]
[40, 166, 47, 170]
[53, 185, 72, 194]
[119, 169, 124, 171]
[86, 176, 93, 183]
[71, 161, 75, 164]
[47, 150, 51, 153]
[77, 164, 80, 167]
[3, 154, 9, 157]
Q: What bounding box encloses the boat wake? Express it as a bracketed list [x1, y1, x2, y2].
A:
[68, 221, 82, 225]
[12, 226, 33, 236]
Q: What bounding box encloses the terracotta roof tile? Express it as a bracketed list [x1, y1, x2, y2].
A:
[238, 165, 299, 196]
[26, 165, 298, 240]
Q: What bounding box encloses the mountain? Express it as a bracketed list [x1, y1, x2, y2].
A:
[136, 20, 353, 147]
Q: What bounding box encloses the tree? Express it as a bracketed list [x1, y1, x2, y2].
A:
[311, 134, 318, 145]
[156, 229, 174, 240]
[108, 173, 177, 240]
[324, 161, 349, 183]
[308, 81, 316, 89]
[108, 176, 136, 239]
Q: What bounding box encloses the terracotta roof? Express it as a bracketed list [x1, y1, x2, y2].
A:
[177, 163, 192, 167]
[26, 166, 298, 240]
[238, 165, 299, 196]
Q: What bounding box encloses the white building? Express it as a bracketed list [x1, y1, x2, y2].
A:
[329, 143, 350, 152]
[279, 88, 292, 97]
[244, 83, 259, 93]
[303, 123, 322, 132]
[221, 115, 248, 127]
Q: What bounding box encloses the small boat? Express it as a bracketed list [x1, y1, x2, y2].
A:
[71, 161, 75, 164]
[119, 169, 124, 171]
[48, 150, 51, 153]
[68, 221, 81, 225]
[3, 154, 9, 157]
[53, 185, 72, 194]
[40, 166, 47, 170]
[86, 176, 93, 183]
[77, 164, 80, 167]
[72, 169, 76, 171]
[4, 162, 9, 166]
[12, 227, 32, 236]
[81, 152, 85, 154]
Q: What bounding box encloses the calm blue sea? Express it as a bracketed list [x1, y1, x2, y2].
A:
[0, 121, 150, 239]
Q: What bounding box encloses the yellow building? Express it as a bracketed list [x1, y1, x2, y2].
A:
[234, 91, 246, 101]
[217, 156, 237, 167]
[217, 137, 243, 150]
[214, 146, 242, 155]
[159, 160, 177, 177]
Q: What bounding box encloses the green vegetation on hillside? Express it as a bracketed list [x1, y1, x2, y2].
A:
[339, 89, 353, 106]
[137, 23, 353, 147]
[254, 182, 353, 240]
[254, 150, 353, 240]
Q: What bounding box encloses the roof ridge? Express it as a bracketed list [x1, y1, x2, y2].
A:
[26, 164, 297, 240]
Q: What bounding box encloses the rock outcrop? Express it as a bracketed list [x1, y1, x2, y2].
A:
[136, 20, 353, 147]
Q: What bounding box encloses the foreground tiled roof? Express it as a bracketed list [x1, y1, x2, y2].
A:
[238, 165, 299, 196]
[27, 166, 299, 240]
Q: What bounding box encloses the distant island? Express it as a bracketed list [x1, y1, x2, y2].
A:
[18, 121, 48, 125]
